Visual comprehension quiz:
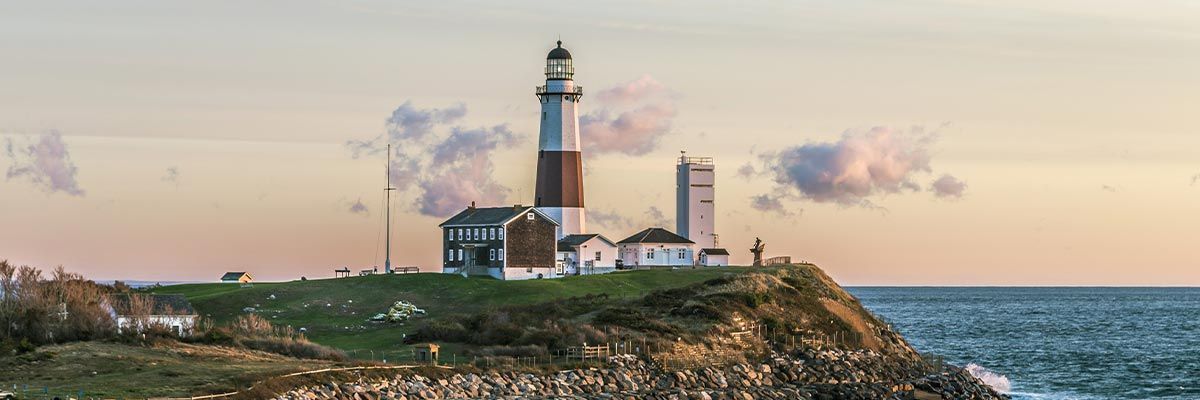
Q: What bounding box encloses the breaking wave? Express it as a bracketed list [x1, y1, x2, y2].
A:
[965, 363, 1012, 393]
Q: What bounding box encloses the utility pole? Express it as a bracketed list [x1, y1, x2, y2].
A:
[385, 143, 396, 274]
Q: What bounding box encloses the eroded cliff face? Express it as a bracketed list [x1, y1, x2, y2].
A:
[605, 265, 923, 365]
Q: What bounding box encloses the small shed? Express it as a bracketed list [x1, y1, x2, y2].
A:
[221, 272, 253, 287]
[414, 343, 440, 364]
[699, 248, 730, 266]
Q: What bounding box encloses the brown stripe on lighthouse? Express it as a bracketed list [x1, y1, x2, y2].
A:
[534, 150, 585, 208]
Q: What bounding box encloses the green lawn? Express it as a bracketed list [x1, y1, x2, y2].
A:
[151, 268, 752, 358]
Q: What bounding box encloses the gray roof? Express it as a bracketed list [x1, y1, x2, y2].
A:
[559, 233, 616, 247]
[107, 294, 197, 316]
[547, 41, 572, 59]
[439, 205, 558, 227]
[701, 248, 730, 256]
[220, 272, 248, 281]
[617, 228, 694, 244]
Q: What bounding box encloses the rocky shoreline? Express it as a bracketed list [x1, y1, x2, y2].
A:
[275, 350, 1009, 400]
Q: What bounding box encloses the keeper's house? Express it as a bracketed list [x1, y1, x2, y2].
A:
[617, 227, 696, 268]
[440, 204, 558, 280]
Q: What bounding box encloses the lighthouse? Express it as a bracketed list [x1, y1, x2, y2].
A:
[534, 40, 586, 238]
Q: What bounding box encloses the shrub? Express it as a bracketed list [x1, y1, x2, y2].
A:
[0, 261, 116, 348]
[187, 314, 346, 361]
[593, 307, 680, 335]
[472, 344, 548, 358]
[414, 320, 469, 343]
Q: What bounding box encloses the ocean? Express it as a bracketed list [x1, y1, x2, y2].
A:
[848, 287, 1200, 400]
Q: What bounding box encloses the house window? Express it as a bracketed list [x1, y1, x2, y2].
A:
[595, 251, 602, 261]
[457, 249, 463, 261]
[646, 249, 655, 259]
[489, 228, 496, 240]
[490, 249, 496, 261]
[678, 249, 686, 259]
[473, 228, 479, 240]
[457, 229, 463, 240]
[499, 228, 504, 240]
[527, 212, 535, 221]
[498, 249, 504, 260]
[448, 229, 453, 241]
[448, 249, 454, 261]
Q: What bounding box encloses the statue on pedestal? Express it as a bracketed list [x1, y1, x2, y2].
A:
[750, 237, 766, 267]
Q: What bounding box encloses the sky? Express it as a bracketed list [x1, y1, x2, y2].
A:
[1, 1, 1199, 285]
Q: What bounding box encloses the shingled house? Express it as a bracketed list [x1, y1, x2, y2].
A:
[617, 227, 696, 268]
[440, 204, 558, 280]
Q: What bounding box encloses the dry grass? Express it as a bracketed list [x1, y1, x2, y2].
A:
[820, 298, 883, 350]
[0, 340, 340, 398]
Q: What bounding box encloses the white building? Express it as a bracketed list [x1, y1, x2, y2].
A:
[106, 294, 199, 337]
[617, 228, 696, 268]
[699, 248, 731, 266]
[557, 234, 619, 276]
[677, 154, 718, 249]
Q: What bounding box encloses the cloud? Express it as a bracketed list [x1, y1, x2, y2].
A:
[348, 198, 369, 215]
[931, 174, 967, 198]
[586, 206, 673, 232]
[386, 101, 467, 141]
[580, 76, 677, 156]
[594, 75, 668, 105]
[1100, 184, 1117, 193]
[345, 101, 468, 159]
[736, 163, 757, 179]
[749, 194, 795, 216]
[759, 126, 943, 206]
[4, 131, 85, 196]
[588, 208, 633, 230]
[346, 102, 523, 218]
[1192, 174, 1200, 186]
[642, 206, 672, 228]
[162, 166, 180, 185]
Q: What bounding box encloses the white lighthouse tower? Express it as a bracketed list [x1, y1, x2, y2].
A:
[534, 40, 586, 238]
[677, 152, 717, 249]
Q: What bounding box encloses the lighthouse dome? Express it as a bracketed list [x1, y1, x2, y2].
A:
[547, 40, 572, 59]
